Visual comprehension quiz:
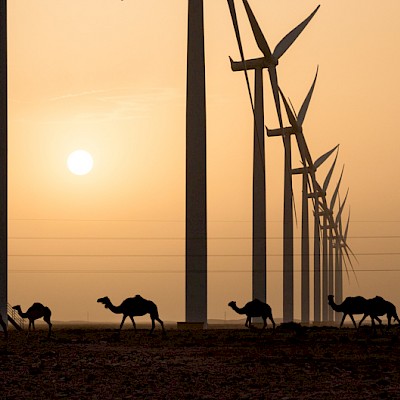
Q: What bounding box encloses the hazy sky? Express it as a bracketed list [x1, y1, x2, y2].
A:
[7, 0, 400, 323]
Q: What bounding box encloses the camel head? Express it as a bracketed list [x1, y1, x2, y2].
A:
[327, 295, 334, 303]
[12, 305, 21, 311]
[97, 296, 111, 309]
[228, 301, 236, 308]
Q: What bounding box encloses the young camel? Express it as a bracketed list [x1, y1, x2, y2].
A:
[97, 295, 165, 335]
[12, 303, 52, 337]
[228, 299, 276, 332]
[358, 296, 400, 329]
[327, 295, 382, 329]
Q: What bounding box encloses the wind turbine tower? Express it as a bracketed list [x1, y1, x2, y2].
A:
[0, 0, 7, 327]
[186, 0, 207, 324]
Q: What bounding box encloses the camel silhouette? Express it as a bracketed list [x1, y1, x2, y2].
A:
[358, 296, 400, 329]
[228, 299, 275, 332]
[12, 303, 52, 337]
[0, 313, 7, 339]
[327, 294, 382, 329]
[97, 295, 165, 335]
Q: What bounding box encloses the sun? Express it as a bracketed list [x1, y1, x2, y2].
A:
[67, 150, 94, 175]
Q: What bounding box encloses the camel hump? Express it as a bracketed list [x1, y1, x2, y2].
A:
[252, 298, 270, 307]
[133, 295, 148, 304]
[29, 302, 46, 312]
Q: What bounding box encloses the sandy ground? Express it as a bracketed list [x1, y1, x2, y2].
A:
[1, 323, 400, 399]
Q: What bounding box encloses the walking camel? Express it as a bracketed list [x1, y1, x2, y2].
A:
[228, 299, 276, 332]
[12, 303, 52, 337]
[328, 295, 382, 329]
[97, 295, 165, 335]
[358, 296, 400, 329]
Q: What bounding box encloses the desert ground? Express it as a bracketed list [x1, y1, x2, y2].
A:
[1, 323, 400, 399]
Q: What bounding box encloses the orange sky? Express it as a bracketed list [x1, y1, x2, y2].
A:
[7, 0, 400, 323]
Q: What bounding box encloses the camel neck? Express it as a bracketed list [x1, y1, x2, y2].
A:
[107, 303, 124, 314]
[16, 308, 28, 318]
[328, 300, 341, 312]
[232, 305, 246, 315]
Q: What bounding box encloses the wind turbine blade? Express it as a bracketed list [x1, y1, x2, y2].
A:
[344, 208, 351, 241]
[279, 87, 298, 128]
[298, 66, 319, 126]
[268, 67, 283, 129]
[227, 0, 255, 111]
[242, 0, 273, 58]
[288, 97, 298, 120]
[314, 145, 339, 170]
[342, 241, 359, 285]
[330, 165, 345, 210]
[292, 189, 298, 228]
[273, 5, 320, 60]
[322, 152, 338, 194]
[335, 188, 349, 225]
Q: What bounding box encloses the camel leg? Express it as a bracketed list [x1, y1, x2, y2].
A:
[349, 314, 358, 330]
[245, 317, 250, 328]
[376, 317, 384, 333]
[370, 317, 380, 335]
[119, 315, 127, 331]
[259, 317, 267, 333]
[155, 318, 166, 335]
[150, 318, 156, 335]
[358, 313, 368, 329]
[128, 316, 136, 332]
[339, 314, 347, 329]
[270, 317, 276, 333]
[44, 316, 52, 337]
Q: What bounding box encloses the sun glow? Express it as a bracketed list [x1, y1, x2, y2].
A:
[67, 150, 94, 175]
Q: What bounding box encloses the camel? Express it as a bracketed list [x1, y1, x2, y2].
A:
[97, 295, 165, 335]
[358, 296, 400, 329]
[12, 303, 52, 337]
[228, 299, 276, 332]
[0, 313, 7, 339]
[327, 294, 382, 329]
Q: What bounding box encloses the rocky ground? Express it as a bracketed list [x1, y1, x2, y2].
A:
[1, 324, 400, 399]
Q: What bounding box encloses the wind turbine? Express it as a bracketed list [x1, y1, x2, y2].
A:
[229, 1, 320, 130]
[307, 147, 339, 323]
[326, 169, 346, 321]
[334, 207, 351, 322]
[227, 0, 320, 313]
[186, 0, 207, 324]
[268, 68, 321, 324]
[121, 1, 207, 324]
[313, 153, 356, 323]
[267, 68, 328, 323]
[0, 0, 7, 328]
[317, 155, 339, 322]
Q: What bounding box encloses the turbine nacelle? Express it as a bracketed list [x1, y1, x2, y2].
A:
[229, 55, 278, 71]
[266, 126, 302, 137]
